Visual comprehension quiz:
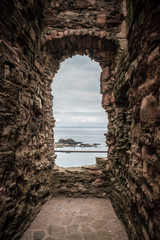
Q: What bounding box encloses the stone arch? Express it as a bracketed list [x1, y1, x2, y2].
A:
[1, 0, 160, 239]
[41, 32, 121, 165]
[42, 30, 119, 67]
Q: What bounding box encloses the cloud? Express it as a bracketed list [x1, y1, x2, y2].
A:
[52, 55, 107, 126]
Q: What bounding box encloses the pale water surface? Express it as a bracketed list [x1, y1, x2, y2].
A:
[54, 127, 108, 167]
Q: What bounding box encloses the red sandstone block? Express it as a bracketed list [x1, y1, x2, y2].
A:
[88, 30, 94, 36]
[100, 31, 107, 38]
[57, 31, 64, 38]
[64, 30, 69, 37]
[21, 95, 30, 106]
[76, 0, 88, 8]
[97, 14, 106, 25]
[69, 30, 75, 36]
[100, 80, 105, 94]
[75, 30, 82, 36]
[101, 66, 110, 81]
[102, 92, 114, 107]
[82, 29, 88, 35]
[87, 0, 96, 4]
[51, 30, 57, 38]
[4, 64, 10, 78]
[51, 31, 64, 39]
[140, 94, 158, 124]
[94, 31, 101, 37]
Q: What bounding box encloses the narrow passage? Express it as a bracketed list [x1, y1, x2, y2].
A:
[21, 197, 128, 240]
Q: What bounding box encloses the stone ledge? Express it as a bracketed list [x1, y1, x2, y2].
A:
[52, 157, 110, 198]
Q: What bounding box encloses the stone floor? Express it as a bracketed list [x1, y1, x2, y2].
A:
[20, 197, 128, 240]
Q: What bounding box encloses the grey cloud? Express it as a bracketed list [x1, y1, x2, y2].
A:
[52, 55, 107, 126]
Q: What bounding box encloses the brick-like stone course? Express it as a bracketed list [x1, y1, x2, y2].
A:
[52, 157, 110, 198]
[0, 0, 160, 240]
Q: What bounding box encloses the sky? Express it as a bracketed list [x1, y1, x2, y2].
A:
[51, 55, 108, 127]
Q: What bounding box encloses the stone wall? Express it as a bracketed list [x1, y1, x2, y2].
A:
[52, 158, 110, 198]
[0, 0, 160, 240]
[105, 1, 160, 239]
[0, 1, 55, 239]
[126, 1, 160, 239]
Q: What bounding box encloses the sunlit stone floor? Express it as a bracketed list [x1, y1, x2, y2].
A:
[20, 197, 128, 240]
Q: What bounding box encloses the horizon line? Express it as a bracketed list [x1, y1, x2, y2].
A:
[54, 126, 107, 128]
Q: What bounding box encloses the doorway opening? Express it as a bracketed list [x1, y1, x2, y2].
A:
[52, 55, 108, 167]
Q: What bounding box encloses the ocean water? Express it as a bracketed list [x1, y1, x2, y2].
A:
[54, 127, 108, 167]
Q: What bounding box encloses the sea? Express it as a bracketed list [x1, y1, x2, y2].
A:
[54, 127, 108, 167]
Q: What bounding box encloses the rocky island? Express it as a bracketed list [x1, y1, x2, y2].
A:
[55, 138, 100, 148]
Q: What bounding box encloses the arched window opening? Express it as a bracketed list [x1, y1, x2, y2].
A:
[52, 55, 108, 167]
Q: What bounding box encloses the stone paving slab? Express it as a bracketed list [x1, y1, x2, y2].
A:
[20, 197, 128, 240]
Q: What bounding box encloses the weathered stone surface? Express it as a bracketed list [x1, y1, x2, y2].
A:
[88, 0, 96, 5]
[101, 66, 110, 81]
[47, 225, 66, 238]
[140, 94, 158, 124]
[33, 231, 45, 240]
[20, 198, 128, 240]
[52, 158, 110, 198]
[0, 0, 160, 240]
[97, 14, 106, 25]
[108, 2, 160, 240]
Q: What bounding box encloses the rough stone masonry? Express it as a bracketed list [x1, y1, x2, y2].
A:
[0, 0, 160, 240]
